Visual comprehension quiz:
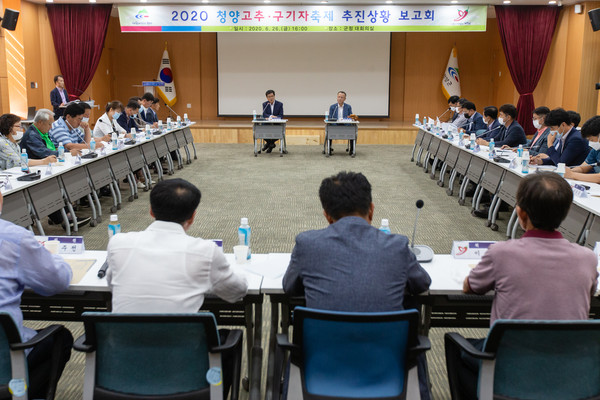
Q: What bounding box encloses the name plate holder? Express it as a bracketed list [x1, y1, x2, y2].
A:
[452, 241, 495, 259]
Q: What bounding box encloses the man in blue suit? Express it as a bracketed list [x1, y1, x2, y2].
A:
[117, 101, 140, 134]
[477, 104, 526, 148]
[531, 108, 589, 166]
[261, 89, 284, 153]
[140, 92, 159, 128]
[50, 75, 69, 120]
[283, 171, 432, 399]
[460, 102, 487, 135]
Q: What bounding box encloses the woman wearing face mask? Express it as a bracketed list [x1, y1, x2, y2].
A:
[527, 106, 551, 156]
[564, 116, 600, 183]
[0, 114, 56, 170]
[93, 100, 127, 143]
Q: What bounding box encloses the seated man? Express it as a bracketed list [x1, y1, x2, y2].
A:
[48, 102, 92, 153]
[116, 101, 140, 134]
[447, 95, 460, 123]
[0, 191, 74, 399]
[568, 110, 581, 129]
[447, 172, 598, 399]
[564, 116, 600, 182]
[261, 89, 284, 153]
[21, 109, 61, 159]
[150, 96, 161, 123]
[451, 98, 469, 129]
[107, 179, 247, 397]
[527, 106, 551, 156]
[531, 108, 589, 166]
[283, 171, 432, 399]
[327, 91, 354, 155]
[475, 106, 501, 141]
[139, 92, 159, 128]
[459, 101, 487, 135]
[477, 104, 526, 148]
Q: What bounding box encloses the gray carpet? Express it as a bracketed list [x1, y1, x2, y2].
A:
[26, 143, 509, 399]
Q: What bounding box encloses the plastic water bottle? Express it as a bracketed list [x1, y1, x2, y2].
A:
[415, 113, 420, 125]
[488, 138, 495, 159]
[521, 150, 530, 174]
[252, 110, 257, 121]
[517, 144, 523, 157]
[57, 142, 65, 162]
[184, 113, 190, 125]
[176, 115, 182, 128]
[90, 137, 96, 152]
[130, 127, 136, 140]
[470, 133, 476, 148]
[145, 125, 151, 140]
[108, 214, 121, 237]
[112, 131, 118, 151]
[379, 219, 391, 234]
[20, 149, 29, 173]
[167, 117, 172, 130]
[238, 217, 251, 260]
[325, 111, 329, 122]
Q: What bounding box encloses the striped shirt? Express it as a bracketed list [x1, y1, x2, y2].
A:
[48, 117, 84, 146]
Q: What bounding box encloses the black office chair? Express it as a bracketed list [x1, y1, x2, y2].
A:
[74, 312, 243, 400]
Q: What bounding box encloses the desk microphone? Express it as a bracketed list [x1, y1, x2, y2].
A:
[164, 101, 180, 119]
[436, 108, 451, 120]
[262, 101, 271, 116]
[97, 260, 109, 278]
[410, 200, 434, 263]
[478, 125, 502, 138]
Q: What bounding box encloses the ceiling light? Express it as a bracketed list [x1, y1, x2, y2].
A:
[264, 0, 271, 3]
[140, 0, 147, 2]
[548, 0, 557, 3]
[386, 0, 393, 3]
[503, 0, 511, 3]
[202, 0, 209, 3]
[89, 0, 96, 3]
[46, 0, 53, 2]
[451, 0, 458, 3]
[320, 0, 328, 3]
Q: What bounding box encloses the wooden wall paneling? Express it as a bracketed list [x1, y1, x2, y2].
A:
[577, 2, 600, 121]
[389, 32, 406, 120]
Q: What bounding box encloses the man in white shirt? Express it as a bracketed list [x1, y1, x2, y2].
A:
[107, 178, 248, 398]
[107, 178, 248, 313]
[93, 100, 127, 142]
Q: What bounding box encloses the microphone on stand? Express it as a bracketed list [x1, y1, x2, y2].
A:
[73, 87, 92, 101]
[164, 101, 180, 119]
[436, 108, 452, 120]
[410, 200, 434, 263]
[477, 125, 503, 138]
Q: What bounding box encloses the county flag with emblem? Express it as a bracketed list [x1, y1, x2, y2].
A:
[442, 46, 461, 100]
[157, 46, 177, 107]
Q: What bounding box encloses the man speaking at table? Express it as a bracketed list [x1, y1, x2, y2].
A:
[283, 171, 432, 399]
[261, 89, 284, 153]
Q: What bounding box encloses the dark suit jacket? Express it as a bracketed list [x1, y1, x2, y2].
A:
[464, 112, 488, 135]
[50, 87, 69, 118]
[282, 216, 431, 312]
[479, 119, 502, 141]
[21, 124, 58, 159]
[141, 108, 158, 124]
[528, 127, 550, 156]
[495, 121, 527, 148]
[328, 103, 353, 120]
[262, 100, 284, 119]
[543, 128, 589, 166]
[116, 113, 136, 133]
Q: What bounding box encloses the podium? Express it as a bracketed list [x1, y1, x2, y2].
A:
[324, 120, 359, 157]
[133, 81, 165, 97]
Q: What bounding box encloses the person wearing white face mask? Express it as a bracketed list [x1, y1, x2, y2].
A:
[451, 98, 469, 129]
[93, 100, 127, 142]
[526, 106, 551, 156]
[477, 104, 526, 148]
[0, 113, 56, 170]
[447, 95, 460, 123]
[531, 108, 589, 166]
[564, 116, 600, 183]
[48, 103, 96, 153]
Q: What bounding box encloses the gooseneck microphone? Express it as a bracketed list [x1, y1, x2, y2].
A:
[437, 108, 451, 120]
[410, 200, 434, 263]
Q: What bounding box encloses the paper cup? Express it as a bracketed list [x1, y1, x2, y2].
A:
[233, 245, 249, 264]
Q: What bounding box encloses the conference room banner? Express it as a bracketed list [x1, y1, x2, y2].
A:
[118, 5, 487, 33]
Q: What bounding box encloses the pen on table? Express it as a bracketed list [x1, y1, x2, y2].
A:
[97, 261, 109, 278]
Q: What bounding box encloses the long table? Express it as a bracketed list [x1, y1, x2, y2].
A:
[0, 123, 196, 235]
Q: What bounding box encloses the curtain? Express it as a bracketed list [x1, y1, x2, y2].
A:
[46, 4, 112, 101]
[495, 6, 560, 135]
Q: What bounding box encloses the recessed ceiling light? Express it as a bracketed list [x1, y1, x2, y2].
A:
[202, 0, 209, 3]
[451, 0, 458, 3]
[46, 0, 53, 2]
[386, 0, 393, 4]
[548, 0, 557, 3]
[320, 0, 328, 3]
[140, 0, 147, 2]
[503, 0, 511, 3]
[89, 0, 96, 3]
[264, 0, 271, 3]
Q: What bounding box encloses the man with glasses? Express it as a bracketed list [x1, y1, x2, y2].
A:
[48, 103, 92, 152]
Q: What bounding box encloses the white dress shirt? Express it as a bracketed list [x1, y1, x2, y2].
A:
[93, 112, 126, 138]
[107, 220, 248, 313]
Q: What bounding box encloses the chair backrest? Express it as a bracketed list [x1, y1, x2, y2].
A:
[292, 307, 419, 400]
[81, 312, 221, 397]
[483, 320, 600, 400]
[0, 313, 24, 385]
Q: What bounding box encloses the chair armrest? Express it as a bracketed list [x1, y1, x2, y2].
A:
[73, 334, 95, 353]
[11, 325, 63, 351]
[445, 332, 495, 360]
[211, 329, 243, 353]
[413, 335, 431, 353]
[276, 333, 298, 352]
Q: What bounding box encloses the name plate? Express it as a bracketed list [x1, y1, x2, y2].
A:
[572, 184, 588, 198]
[452, 241, 495, 259]
[36, 236, 85, 254]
